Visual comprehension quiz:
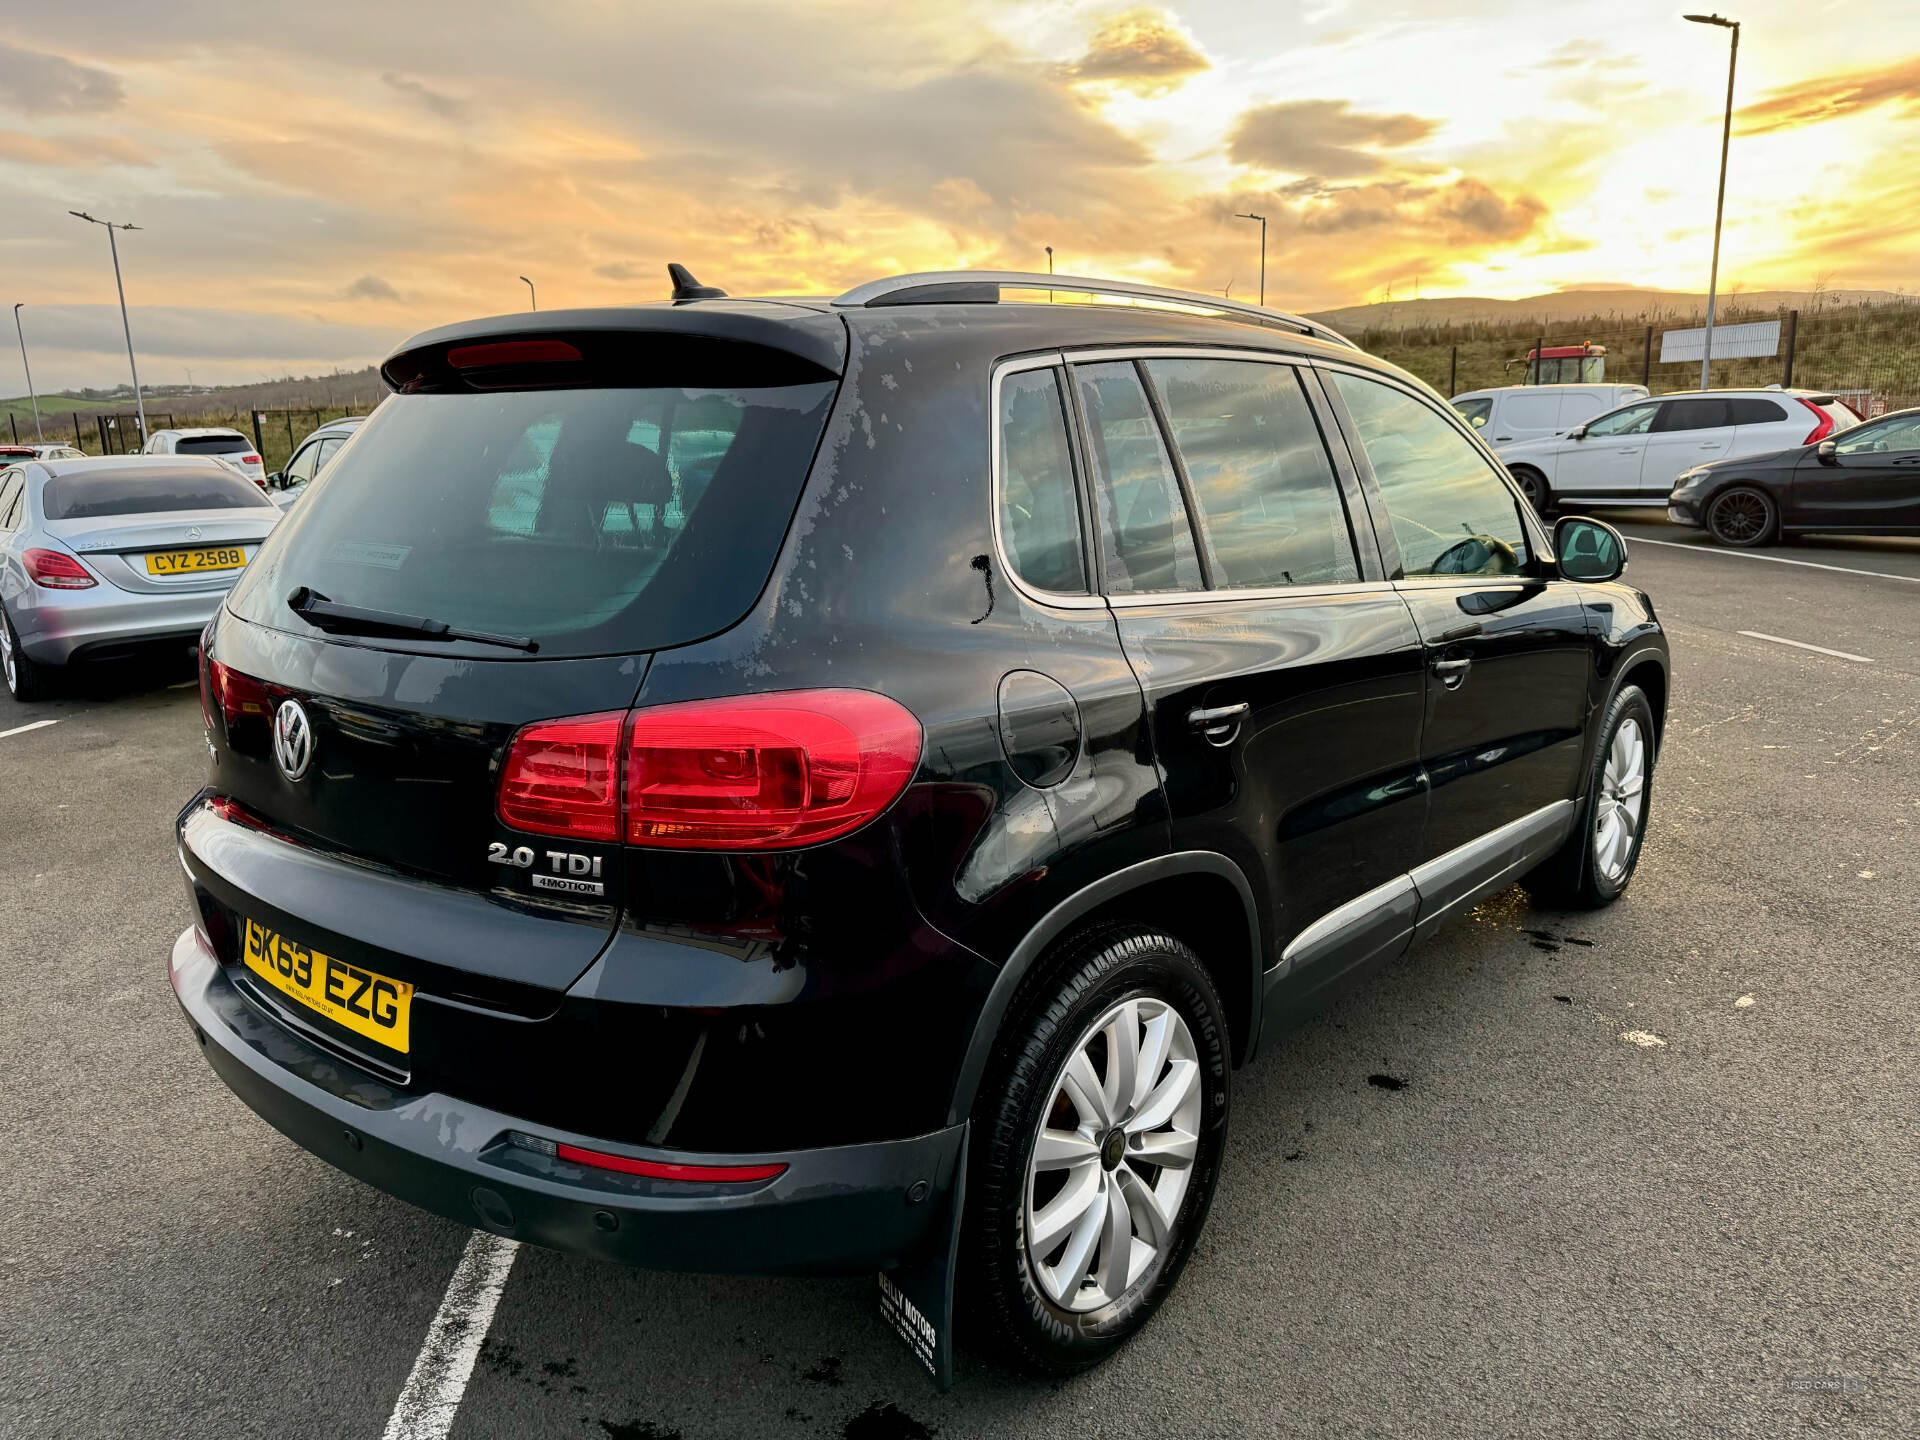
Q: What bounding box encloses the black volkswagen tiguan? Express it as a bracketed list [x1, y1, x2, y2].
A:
[172, 268, 1668, 1378]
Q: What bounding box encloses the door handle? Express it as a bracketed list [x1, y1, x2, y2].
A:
[1187, 702, 1249, 745]
[1431, 657, 1472, 690]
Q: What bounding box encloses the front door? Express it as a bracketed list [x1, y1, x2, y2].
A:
[1641, 397, 1738, 496]
[1067, 353, 1428, 999]
[1554, 399, 1659, 497]
[1789, 411, 1920, 530]
[1322, 369, 1592, 891]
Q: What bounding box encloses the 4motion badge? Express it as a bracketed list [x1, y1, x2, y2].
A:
[487, 841, 606, 896]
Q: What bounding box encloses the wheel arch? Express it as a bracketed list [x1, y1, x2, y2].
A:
[1618, 652, 1669, 754]
[943, 852, 1263, 1127]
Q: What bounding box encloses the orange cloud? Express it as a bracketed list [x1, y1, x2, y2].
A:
[0, 129, 150, 167]
[1229, 100, 1437, 179]
[1742, 54, 1920, 134]
[1065, 8, 1209, 94]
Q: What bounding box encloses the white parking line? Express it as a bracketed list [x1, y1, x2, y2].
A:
[380, 1230, 520, 1440]
[1630, 535, 1920, 584]
[1738, 631, 1875, 664]
[0, 719, 59, 740]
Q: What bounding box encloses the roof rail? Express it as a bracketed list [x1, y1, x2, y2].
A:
[831, 270, 1355, 349]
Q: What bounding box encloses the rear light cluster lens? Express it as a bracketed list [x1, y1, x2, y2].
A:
[205, 659, 273, 727]
[506, 1130, 786, 1183]
[23, 548, 96, 589]
[1799, 398, 1837, 446]
[496, 690, 921, 851]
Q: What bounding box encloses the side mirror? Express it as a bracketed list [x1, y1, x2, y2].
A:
[1567, 424, 1589, 440]
[1554, 516, 1626, 583]
[1816, 440, 1838, 464]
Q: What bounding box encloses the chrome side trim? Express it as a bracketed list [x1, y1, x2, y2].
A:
[1409, 799, 1576, 936]
[834, 270, 1356, 349]
[1281, 873, 1416, 971]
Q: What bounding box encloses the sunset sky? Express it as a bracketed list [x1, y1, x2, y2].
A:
[3, 0, 1918, 390]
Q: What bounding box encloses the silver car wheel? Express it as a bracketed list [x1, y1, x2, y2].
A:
[1023, 995, 1201, 1313]
[0, 610, 16, 694]
[1593, 716, 1647, 883]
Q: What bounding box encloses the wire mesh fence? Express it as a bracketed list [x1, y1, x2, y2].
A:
[10, 400, 378, 471]
[1354, 295, 1920, 415]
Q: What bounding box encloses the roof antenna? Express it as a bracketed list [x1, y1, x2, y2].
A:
[668, 263, 728, 302]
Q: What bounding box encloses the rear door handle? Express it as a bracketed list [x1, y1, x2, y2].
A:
[1187, 702, 1249, 744]
[1431, 657, 1472, 690]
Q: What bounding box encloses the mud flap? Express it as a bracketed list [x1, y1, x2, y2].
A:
[877, 1125, 967, 1390]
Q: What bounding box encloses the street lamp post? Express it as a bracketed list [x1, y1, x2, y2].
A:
[12, 304, 42, 441]
[69, 211, 148, 442]
[1233, 213, 1267, 306]
[1685, 13, 1740, 390]
[521, 275, 537, 311]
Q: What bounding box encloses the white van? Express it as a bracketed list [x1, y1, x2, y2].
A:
[1450, 384, 1650, 450]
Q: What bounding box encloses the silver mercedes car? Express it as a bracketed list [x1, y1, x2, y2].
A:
[0, 456, 282, 700]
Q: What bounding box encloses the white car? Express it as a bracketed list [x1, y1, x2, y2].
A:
[142, 427, 266, 488]
[1496, 388, 1859, 513]
[1451, 384, 1649, 449]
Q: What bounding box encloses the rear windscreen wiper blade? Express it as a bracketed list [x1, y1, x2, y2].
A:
[287, 587, 539, 653]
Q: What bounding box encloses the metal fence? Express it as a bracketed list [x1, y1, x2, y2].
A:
[1357, 296, 1920, 415]
[15, 402, 378, 471]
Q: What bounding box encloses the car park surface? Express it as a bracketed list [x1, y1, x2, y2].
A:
[2, 520, 1914, 1438]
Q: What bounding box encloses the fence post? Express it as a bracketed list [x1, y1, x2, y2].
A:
[1448, 345, 1457, 396]
[1781, 309, 1798, 387]
[1642, 326, 1653, 387]
[251, 410, 265, 459]
[8, 413, 15, 443]
[1533, 335, 1544, 385]
[72, 413, 83, 448]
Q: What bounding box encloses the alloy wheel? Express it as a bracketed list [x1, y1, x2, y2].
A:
[1709, 490, 1768, 544]
[0, 611, 15, 694]
[1023, 995, 1201, 1313]
[1594, 717, 1647, 883]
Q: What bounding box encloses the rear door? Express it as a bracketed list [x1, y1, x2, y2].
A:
[1070, 350, 1428, 997]
[1642, 397, 1737, 494]
[1321, 368, 1591, 892]
[1789, 411, 1920, 529]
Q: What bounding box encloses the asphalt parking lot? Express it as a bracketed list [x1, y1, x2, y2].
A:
[3, 515, 1915, 1440]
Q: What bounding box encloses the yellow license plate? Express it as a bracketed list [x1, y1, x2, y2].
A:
[145, 545, 250, 575]
[241, 918, 413, 1053]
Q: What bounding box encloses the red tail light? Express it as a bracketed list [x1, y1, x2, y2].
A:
[448, 339, 582, 368]
[495, 690, 922, 851]
[242, 454, 261, 465]
[206, 659, 273, 727]
[23, 548, 96, 589]
[496, 712, 625, 841]
[1799, 398, 1836, 446]
[553, 1143, 786, 1184]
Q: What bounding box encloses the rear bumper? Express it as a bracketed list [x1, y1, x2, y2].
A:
[170, 926, 965, 1274]
[16, 584, 224, 665]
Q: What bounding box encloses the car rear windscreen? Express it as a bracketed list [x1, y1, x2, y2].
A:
[174, 435, 253, 455]
[227, 382, 838, 657]
[43, 468, 277, 519]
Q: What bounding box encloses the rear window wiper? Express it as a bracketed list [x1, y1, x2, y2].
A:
[287, 587, 539, 653]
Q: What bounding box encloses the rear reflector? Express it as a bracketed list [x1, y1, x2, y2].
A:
[553, 1141, 786, 1184]
[447, 339, 583, 369]
[496, 690, 921, 851]
[496, 711, 625, 841]
[1798, 397, 1836, 446]
[23, 548, 96, 589]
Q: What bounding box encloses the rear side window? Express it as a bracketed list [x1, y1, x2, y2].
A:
[1452, 398, 1492, 429]
[997, 368, 1088, 595]
[1073, 361, 1202, 594]
[228, 383, 837, 658]
[175, 435, 252, 455]
[1329, 371, 1529, 579]
[1143, 358, 1357, 589]
[1655, 398, 1733, 432]
[0, 472, 22, 529]
[42, 467, 274, 519]
[1729, 399, 1789, 424]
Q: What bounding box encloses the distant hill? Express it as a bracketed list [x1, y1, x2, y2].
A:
[1307, 286, 1910, 334]
[3, 366, 389, 433]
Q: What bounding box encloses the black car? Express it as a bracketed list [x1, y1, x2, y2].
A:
[1668, 405, 1920, 545]
[171, 268, 1668, 1380]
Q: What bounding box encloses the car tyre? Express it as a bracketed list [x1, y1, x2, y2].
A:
[1705, 485, 1778, 547]
[0, 603, 54, 702]
[962, 924, 1230, 1376]
[1524, 684, 1655, 909]
[1509, 466, 1553, 516]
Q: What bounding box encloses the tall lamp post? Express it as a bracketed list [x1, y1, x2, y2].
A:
[1233, 212, 1267, 306]
[12, 304, 42, 441]
[1685, 13, 1740, 390]
[69, 210, 148, 442]
[520, 275, 537, 311]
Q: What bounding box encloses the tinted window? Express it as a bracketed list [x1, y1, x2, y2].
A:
[227, 383, 837, 658]
[1453, 398, 1492, 429]
[1584, 403, 1658, 438]
[1144, 358, 1357, 589]
[42, 467, 274, 519]
[1729, 398, 1789, 425]
[1074, 361, 1202, 594]
[1329, 371, 1529, 579]
[176, 435, 252, 455]
[0, 472, 21, 529]
[1655, 398, 1733, 432]
[997, 368, 1087, 595]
